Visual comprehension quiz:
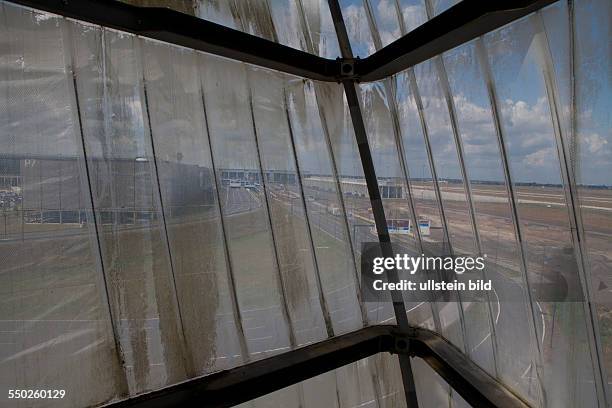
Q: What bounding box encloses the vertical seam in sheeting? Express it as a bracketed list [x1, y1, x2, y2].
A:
[282, 87, 336, 339]
[245, 0, 333, 354]
[392, 0, 406, 37]
[197, 53, 251, 363]
[362, 0, 382, 51]
[434, 52, 500, 376]
[246, 71, 298, 349]
[59, 17, 130, 396]
[475, 37, 548, 408]
[262, 0, 280, 43]
[295, 0, 315, 54]
[533, 10, 609, 406]
[301, 0, 368, 329]
[281, 83, 320, 408]
[383, 74, 444, 334]
[226, 0, 298, 351]
[406, 67, 450, 333]
[567, 1, 611, 402]
[136, 37, 194, 378]
[313, 83, 370, 327]
[292, 0, 360, 336]
[422, 0, 470, 359]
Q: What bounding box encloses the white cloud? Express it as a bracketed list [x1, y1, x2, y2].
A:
[582, 132, 608, 154]
[342, 4, 376, 56]
[401, 5, 427, 31]
[376, 0, 397, 25]
[524, 147, 555, 167]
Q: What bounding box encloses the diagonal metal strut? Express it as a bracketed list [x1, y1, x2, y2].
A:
[7, 0, 558, 82]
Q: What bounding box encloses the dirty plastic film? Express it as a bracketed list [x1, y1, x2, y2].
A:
[0, 4, 126, 407]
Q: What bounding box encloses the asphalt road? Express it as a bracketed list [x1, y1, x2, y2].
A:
[1, 182, 606, 407]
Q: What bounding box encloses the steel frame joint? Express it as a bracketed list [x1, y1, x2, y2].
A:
[335, 57, 360, 82]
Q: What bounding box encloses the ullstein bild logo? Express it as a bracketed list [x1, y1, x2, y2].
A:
[360, 243, 583, 303]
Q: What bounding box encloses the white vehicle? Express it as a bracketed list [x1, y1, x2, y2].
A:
[418, 218, 431, 236]
[229, 180, 242, 188]
[327, 205, 341, 216]
[388, 219, 411, 235]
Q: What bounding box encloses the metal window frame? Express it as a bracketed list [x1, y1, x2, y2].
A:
[326, 1, 419, 405]
[104, 325, 531, 408]
[3, 0, 567, 407]
[8, 0, 557, 83]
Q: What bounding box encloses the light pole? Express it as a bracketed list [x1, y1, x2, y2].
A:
[352, 223, 372, 253]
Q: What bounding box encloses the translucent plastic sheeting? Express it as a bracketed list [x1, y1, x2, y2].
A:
[121, 0, 342, 58]
[484, 10, 601, 407]
[363, 1, 610, 405]
[358, 81, 419, 254]
[72, 25, 192, 394]
[338, 0, 460, 57]
[142, 41, 244, 372]
[339, 0, 377, 57]
[0, 1, 370, 404]
[355, 0, 480, 361]
[397, 0, 427, 32]
[412, 357, 473, 408]
[409, 6, 499, 365]
[0, 5, 125, 407]
[539, 0, 612, 399]
[1, 1, 610, 408]
[118, 0, 196, 15]
[402, 61, 469, 353]
[285, 79, 366, 335]
[431, 19, 494, 384]
[357, 79, 437, 329]
[371, 0, 497, 382]
[234, 353, 407, 408]
[442, 39, 540, 401]
[572, 0, 612, 398]
[195, 0, 340, 58]
[394, 71, 448, 261]
[427, 0, 458, 18]
[201, 55, 295, 358]
[393, 70, 449, 332]
[247, 67, 329, 345]
[315, 83, 396, 325]
[411, 60, 477, 258]
[366, 0, 402, 48]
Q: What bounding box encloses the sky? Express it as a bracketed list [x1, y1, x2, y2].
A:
[1, 0, 609, 186]
[338, 0, 611, 185]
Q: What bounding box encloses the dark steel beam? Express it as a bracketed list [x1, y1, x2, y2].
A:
[106, 326, 396, 408]
[105, 325, 530, 408]
[6, 0, 339, 82]
[356, 0, 559, 81]
[409, 329, 531, 408]
[6, 0, 557, 84]
[326, 1, 420, 406]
